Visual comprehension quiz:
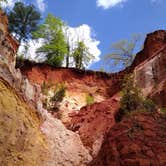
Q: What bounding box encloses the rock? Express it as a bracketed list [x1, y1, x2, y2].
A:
[0, 10, 92, 166]
[67, 93, 120, 156]
[17, 61, 123, 122]
[89, 112, 166, 166]
[0, 79, 48, 166]
[41, 109, 92, 166]
[132, 30, 166, 107]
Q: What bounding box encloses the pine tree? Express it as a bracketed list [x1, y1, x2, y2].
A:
[7, 2, 41, 43]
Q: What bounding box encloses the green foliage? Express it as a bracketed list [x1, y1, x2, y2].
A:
[143, 99, 156, 112]
[104, 34, 141, 70]
[117, 74, 156, 121]
[0, 0, 7, 8]
[7, 2, 41, 42]
[63, 26, 70, 68]
[160, 107, 166, 114]
[41, 81, 49, 96]
[33, 13, 68, 67]
[99, 67, 105, 72]
[120, 74, 143, 113]
[72, 41, 95, 69]
[86, 94, 94, 105]
[16, 54, 24, 61]
[51, 83, 66, 103]
[41, 82, 66, 112]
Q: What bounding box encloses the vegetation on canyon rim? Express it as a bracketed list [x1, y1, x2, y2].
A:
[104, 34, 141, 69]
[1, 1, 94, 69]
[7, 2, 41, 43]
[2, 1, 139, 71]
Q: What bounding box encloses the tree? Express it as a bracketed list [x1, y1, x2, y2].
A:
[72, 41, 94, 69]
[120, 74, 143, 113]
[0, 0, 7, 4]
[63, 26, 70, 68]
[7, 2, 41, 43]
[117, 74, 156, 121]
[33, 13, 68, 67]
[104, 34, 141, 70]
[0, 0, 7, 9]
[0, 0, 7, 5]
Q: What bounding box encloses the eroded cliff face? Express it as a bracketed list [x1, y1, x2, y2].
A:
[0, 10, 92, 166]
[89, 30, 166, 166]
[133, 31, 166, 106]
[17, 62, 123, 123]
[67, 93, 120, 157]
[132, 30, 166, 68]
[1, 9, 166, 165]
[0, 78, 48, 166]
[89, 112, 166, 166]
[0, 10, 49, 166]
[17, 30, 166, 165]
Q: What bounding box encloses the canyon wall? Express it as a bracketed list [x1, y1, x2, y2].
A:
[0, 10, 92, 166]
[1, 9, 166, 166]
[133, 31, 166, 106]
[17, 30, 166, 162]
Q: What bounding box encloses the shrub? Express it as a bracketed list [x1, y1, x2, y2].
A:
[143, 99, 156, 112]
[51, 83, 66, 103]
[118, 74, 157, 121]
[41, 81, 49, 95]
[160, 107, 166, 114]
[120, 74, 143, 114]
[41, 82, 66, 112]
[16, 54, 24, 61]
[86, 94, 94, 105]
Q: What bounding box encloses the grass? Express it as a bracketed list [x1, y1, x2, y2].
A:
[86, 94, 94, 105]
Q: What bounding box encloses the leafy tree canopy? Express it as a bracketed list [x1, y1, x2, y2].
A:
[33, 13, 68, 67]
[104, 34, 141, 70]
[72, 41, 94, 69]
[7, 2, 41, 43]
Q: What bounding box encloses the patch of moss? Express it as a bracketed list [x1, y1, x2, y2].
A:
[86, 94, 94, 105]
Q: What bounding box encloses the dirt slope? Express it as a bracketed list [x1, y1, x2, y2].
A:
[0, 10, 92, 166]
[67, 93, 120, 156]
[89, 112, 166, 166]
[16, 30, 166, 166]
[0, 78, 48, 166]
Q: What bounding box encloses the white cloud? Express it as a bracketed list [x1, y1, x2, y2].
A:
[36, 0, 46, 12]
[64, 24, 101, 67]
[96, 0, 127, 9]
[19, 24, 101, 68]
[0, 0, 46, 12]
[151, 0, 163, 3]
[0, 0, 20, 8]
[96, 0, 164, 9]
[18, 39, 46, 62]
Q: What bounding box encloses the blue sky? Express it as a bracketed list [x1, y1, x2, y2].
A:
[2, 0, 166, 71]
[45, 0, 166, 71]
